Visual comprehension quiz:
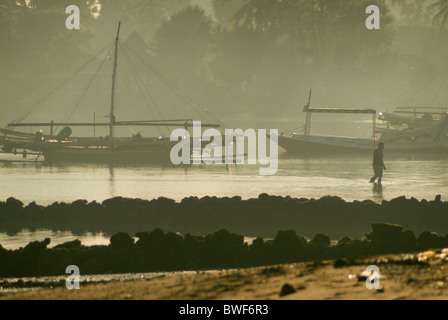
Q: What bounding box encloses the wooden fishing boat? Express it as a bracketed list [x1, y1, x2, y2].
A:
[273, 91, 448, 155]
[1, 23, 221, 163]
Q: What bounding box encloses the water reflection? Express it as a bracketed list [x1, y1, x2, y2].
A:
[0, 230, 111, 250]
[372, 183, 383, 202]
[0, 152, 446, 206]
[109, 165, 115, 198]
[0, 229, 257, 251]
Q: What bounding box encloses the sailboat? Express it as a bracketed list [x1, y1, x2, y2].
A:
[273, 90, 448, 154]
[0, 23, 221, 163]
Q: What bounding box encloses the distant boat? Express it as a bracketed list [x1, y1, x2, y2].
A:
[1, 23, 221, 163]
[378, 107, 447, 130]
[273, 90, 448, 154]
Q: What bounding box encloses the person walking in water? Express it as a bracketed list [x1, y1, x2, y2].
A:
[370, 142, 386, 184]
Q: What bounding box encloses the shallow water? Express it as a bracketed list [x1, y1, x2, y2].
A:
[0, 230, 111, 250]
[0, 270, 202, 294]
[0, 151, 447, 249]
[0, 229, 257, 251]
[0, 152, 446, 204]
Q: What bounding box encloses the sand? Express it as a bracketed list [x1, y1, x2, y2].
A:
[1, 249, 448, 300]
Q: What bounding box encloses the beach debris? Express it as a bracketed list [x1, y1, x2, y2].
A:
[279, 283, 296, 297]
[376, 287, 385, 293]
[357, 272, 369, 283]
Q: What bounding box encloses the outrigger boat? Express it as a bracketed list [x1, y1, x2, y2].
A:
[274, 90, 448, 154]
[0, 23, 221, 163]
[378, 106, 448, 130]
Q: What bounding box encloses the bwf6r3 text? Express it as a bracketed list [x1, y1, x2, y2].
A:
[224, 305, 268, 316]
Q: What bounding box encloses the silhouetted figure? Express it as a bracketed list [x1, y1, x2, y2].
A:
[370, 142, 386, 184]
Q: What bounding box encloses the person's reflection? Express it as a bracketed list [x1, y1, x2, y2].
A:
[108, 165, 115, 197]
[109, 165, 115, 181]
[226, 162, 237, 174]
[373, 182, 383, 201]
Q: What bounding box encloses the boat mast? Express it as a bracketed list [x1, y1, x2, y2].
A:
[110, 21, 121, 145]
[304, 89, 312, 136]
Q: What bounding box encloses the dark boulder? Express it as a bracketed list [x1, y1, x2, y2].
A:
[279, 284, 296, 297]
[310, 234, 331, 248]
[110, 232, 135, 250]
[418, 231, 445, 250]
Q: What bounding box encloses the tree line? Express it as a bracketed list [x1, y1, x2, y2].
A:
[1, 0, 448, 122]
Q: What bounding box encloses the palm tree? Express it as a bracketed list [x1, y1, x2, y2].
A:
[429, 0, 448, 28]
[227, 0, 278, 31]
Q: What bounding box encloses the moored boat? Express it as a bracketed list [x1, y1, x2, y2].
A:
[1, 23, 222, 163]
[273, 91, 448, 155]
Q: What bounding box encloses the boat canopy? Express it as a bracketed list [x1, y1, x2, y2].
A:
[380, 114, 448, 138]
[304, 107, 376, 115]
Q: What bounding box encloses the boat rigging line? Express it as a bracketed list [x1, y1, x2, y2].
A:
[120, 42, 220, 127]
[6, 39, 116, 130]
[398, 51, 448, 109]
[56, 43, 115, 134]
[119, 42, 167, 136]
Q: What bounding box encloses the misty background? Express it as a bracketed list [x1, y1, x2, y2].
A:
[1, 0, 448, 139]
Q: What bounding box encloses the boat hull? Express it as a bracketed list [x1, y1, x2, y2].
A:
[43, 148, 173, 163]
[275, 134, 448, 155]
[275, 134, 377, 155]
[42, 139, 177, 164]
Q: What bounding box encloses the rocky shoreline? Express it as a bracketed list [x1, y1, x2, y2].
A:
[1, 223, 448, 279]
[0, 194, 446, 239]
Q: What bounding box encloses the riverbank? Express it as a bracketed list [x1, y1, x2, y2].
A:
[3, 247, 448, 300]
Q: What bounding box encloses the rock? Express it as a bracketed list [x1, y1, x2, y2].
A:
[279, 283, 296, 297]
[311, 233, 331, 248]
[334, 259, 348, 268]
[370, 223, 403, 235]
[6, 197, 24, 209]
[54, 239, 82, 250]
[418, 231, 444, 250]
[110, 232, 135, 249]
[376, 287, 385, 293]
[367, 223, 417, 253]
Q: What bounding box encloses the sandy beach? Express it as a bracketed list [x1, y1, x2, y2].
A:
[2, 248, 447, 300]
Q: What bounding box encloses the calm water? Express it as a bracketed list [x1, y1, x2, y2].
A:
[0, 152, 446, 204]
[0, 151, 447, 249]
